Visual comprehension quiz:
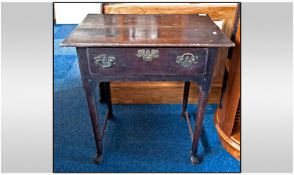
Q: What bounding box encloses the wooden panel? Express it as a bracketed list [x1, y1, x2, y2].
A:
[214, 109, 240, 160]
[104, 3, 237, 19]
[103, 3, 238, 104]
[231, 129, 240, 145]
[213, 19, 240, 160]
[111, 81, 221, 104]
[220, 21, 240, 135]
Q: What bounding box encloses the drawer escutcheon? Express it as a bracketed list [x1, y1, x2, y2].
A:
[93, 54, 116, 68]
[137, 49, 159, 61]
[176, 53, 199, 68]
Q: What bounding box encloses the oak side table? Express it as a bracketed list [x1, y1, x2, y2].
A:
[61, 14, 234, 164]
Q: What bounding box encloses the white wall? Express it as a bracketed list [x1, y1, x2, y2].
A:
[54, 3, 102, 24]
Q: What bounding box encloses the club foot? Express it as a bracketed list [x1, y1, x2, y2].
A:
[181, 111, 188, 119]
[191, 154, 200, 165]
[107, 112, 115, 120]
[181, 112, 186, 118]
[94, 154, 103, 164]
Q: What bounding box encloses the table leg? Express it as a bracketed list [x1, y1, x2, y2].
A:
[104, 82, 114, 119]
[191, 88, 209, 164]
[181, 81, 191, 118]
[84, 81, 103, 164]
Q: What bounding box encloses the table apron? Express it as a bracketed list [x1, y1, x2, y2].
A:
[89, 74, 203, 83]
[86, 47, 209, 76]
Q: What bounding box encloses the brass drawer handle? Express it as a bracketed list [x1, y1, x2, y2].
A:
[176, 53, 199, 67]
[93, 54, 116, 68]
[137, 49, 159, 61]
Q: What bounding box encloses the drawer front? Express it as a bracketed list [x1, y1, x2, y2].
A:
[86, 48, 208, 76]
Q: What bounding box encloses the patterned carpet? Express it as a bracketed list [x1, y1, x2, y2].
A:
[53, 24, 240, 173]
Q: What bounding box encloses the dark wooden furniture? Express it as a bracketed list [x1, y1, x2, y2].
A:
[61, 14, 234, 164]
[214, 21, 240, 160]
[103, 3, 239, 104]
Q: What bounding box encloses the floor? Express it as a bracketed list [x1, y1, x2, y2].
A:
[53, 24, 240, 173]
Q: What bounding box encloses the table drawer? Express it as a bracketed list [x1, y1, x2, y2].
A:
[86, 48, 208, 76]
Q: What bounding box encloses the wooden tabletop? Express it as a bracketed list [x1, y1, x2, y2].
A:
[61, 14, 235, 47]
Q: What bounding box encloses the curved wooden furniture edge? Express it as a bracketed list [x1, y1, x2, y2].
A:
[214, 108, 240, 160]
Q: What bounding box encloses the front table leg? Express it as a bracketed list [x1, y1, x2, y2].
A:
[84, 81, 103, 164]
[191, 88, 209, 164]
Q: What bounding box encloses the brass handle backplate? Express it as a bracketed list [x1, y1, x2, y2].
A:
[176, 53, 199, 67]
[93, 54, 116, 68]
[137, 49, 159, 61]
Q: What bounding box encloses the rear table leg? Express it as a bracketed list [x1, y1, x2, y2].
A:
[181, 81, 191, 118]
[104, 82, 114, 119]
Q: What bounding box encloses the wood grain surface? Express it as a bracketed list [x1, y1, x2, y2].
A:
[61, 14, 234, 47]
[111, 81, 221, 104]
[219, 22, 240, 136]
[104, 3, 237, 20]
[214, 20, 240, 160]
[103, 3, 238, 104]
[214, 109, 240, 160]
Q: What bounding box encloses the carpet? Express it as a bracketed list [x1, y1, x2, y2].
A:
[53, 24, 240, 173]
